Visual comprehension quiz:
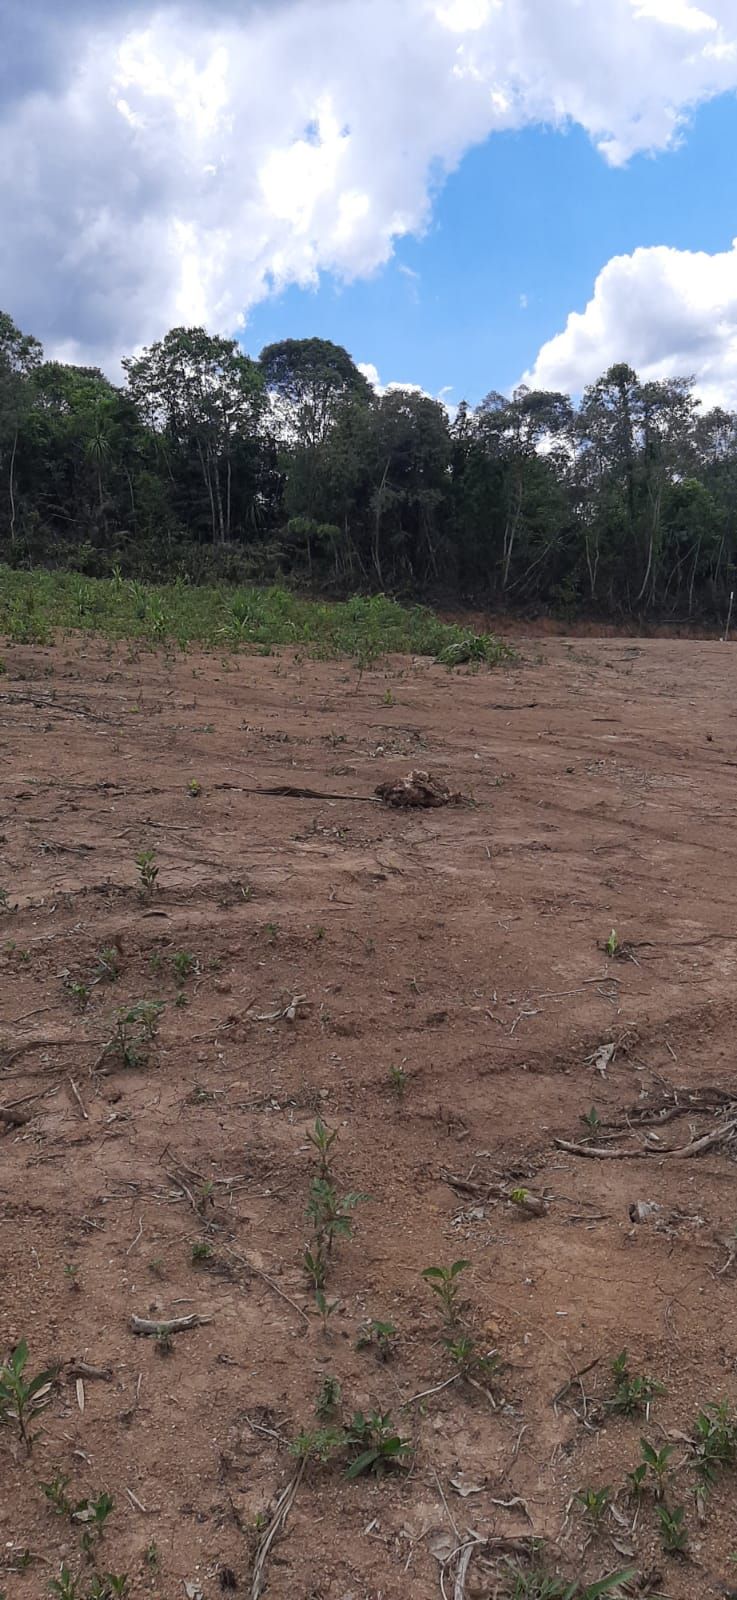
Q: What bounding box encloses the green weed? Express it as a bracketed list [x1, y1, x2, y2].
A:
[135, 849, 158, 897]
[608, 1350, 663, 1416]
[344, 1410, 411, 1478]
[0, 1339, 55, 1452]
[422, 1259, 470, 1326]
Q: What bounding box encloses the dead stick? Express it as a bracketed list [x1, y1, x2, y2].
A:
[251, 1456, 306, 1600]
[130, 1313, 208, 1336]
[68, 1077, 88, 1120]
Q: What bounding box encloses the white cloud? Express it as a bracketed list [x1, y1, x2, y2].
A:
[525, 238, 737, 407]
[3, 0, 737, 369]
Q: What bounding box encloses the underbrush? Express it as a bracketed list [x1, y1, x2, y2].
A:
[0, 567, 511, 665]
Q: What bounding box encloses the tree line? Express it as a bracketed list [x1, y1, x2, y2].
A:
[2, 309, 736, 618]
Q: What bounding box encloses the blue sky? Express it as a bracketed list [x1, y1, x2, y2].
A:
[5, 0, 737, 406]
[245, 92, 737, 406]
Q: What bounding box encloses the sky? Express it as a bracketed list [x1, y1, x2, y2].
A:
[3, 0, 737, 408]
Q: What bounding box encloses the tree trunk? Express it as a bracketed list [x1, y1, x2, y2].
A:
[9, 426, 18, 543]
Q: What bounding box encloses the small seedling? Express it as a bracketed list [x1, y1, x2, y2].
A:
[605, 929, 619, 957]
[88, 1577, 128, 1599]
[657, 1502, 688, 1555]
[144, 1541, 159, 1569]
[344, 1410, 411, 1478]
[303, 1246, 326, 1291]
[0, 888, 9, 912]
[49, 1567, 80, 1600]
[638, 1438, 674, 1497]
[581, 1106, 602, 1137]
[66, 980, 90, 1011]
[608, 1350, 663, 1416]
[692, 1398, 737, 1485]
[187, 779, 202, 797]
[154, 1329, 173, 1356]
[0, 1338, 55, 1452]
[307, 1116, 338, 1179]
[135, 849, 158, 897]
[444, 1333, 500, 1386]
[197, 1179, 215, 1213]
[315, 1289, 338, 1333]
[64, 1263, 81, 1292]
[290, 1426, 344, 1464]
[74, 1490, 114, 1554]
[306, 1179, 367, 1256]
[171, 950, 196, 984]
[575, 1485, 612, 1526]
[95, 947, 121, 983]
[191, 1240, 213, 1264]
[356, 1319, 397, 1360]
[388, 1064, 408, 1099]
[422, 1259, 470, 1326]
[315, 1375, 341, 1417]
[109, 1000, 164, 1068]
[42, 1473, 73, 1515]
[174, 991, 189, 1008]
[148, 952, 163, 976]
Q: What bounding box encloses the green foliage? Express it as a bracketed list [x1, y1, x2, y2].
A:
[306, 1179, 367, 1256]
[607, 1350, 664, 1416]
[135, 849, 158, 897]
[657, 1502, 688, 1554]
[307, 1115, 338, 1179]
[692, 1398, 737, 1485]
[637, 1438, 674, 1496]
[343, 1410, 411, 1478]
[575, 1485, 611, 1526]
[107, 999, 164, 1068]
[356, 1319, 397, 1360]
[315, 1375, 341, 1418]
[421, 1259, 470, 1325]
[0, 1338, 55, 1451]
[171, 949, 196, 983]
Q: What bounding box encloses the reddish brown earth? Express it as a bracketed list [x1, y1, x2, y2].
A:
[2, 632, 737, 1599]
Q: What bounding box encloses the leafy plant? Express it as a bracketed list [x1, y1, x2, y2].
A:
[422, 1259, 470, 1325]
[49, 1567, 80, 1599]
[657, 1502, 688, 1555]
[0, 1339, 55, 1451]
[692, 1398, 737, 1485]
[171, 950, 196, 983]
[73, 1490, 114, 1554]
[306, 1179, 366, 1257]
[608, 1350, 663, 1416]
[307, 1116, 338, 1179]
[42, 1473, 73, 1514]
[356, 1318, 397, 1360]
[637, 1438, 674, 1497]
[605, 929, 619, 957]
[108, 999, 164, 1068]
[344, 1410, 411, 1478]
[135, 849, 158, 897]
[315, 1289, 338, 1333]
[95, 946, 121, 982]
[315, 1375, 341, 1417]
[191, 1240, 213, 1264]
[388, 1063, 408, 1099]
[187, 779, 202, 797]
[575, 1484, 611, 1526]
[290, 1426, 344, 1464]
[581, 1105, 602, 1137]
[303, 1245, 326, 1291]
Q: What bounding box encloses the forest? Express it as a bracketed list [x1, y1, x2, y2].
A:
[1, 308, 736, 619]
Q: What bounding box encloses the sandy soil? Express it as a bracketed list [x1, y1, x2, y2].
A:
[2, 632, 737, 1599]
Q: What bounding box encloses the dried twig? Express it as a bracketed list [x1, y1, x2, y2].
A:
[130, 1313, 208, 1336]
[251, 1456, 306, 1600]
[68, 1077, 88, 1120]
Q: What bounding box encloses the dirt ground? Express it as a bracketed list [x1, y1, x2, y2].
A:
[2, 631, 737, 1599]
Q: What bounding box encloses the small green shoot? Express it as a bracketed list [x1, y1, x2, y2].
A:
[0, 1339, 55, 1452]
[637, 1438, 674, 1497]
[388, 1063, 408, 1099]
[191, 1240, 213, 1264]
[356, 1319, 397, 1361]
[657, 1502, 688, 1555]
[135, 849, 158, 897]
[187, 779, 202, 797]
[307, 1116, 338, 1179]
[421, 1259, 470, 1326]
[605, 929, 619, 957]
[344, 1410, 411, 1478]
[315, 1375, 341, 1417]
[608, 1350, 663, 1417]
[575, 1485, 612, 1526]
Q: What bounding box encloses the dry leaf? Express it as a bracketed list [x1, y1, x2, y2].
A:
[76, 1377, 85, 1413]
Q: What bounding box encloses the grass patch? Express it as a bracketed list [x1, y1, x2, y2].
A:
[0, 567, 511, 665]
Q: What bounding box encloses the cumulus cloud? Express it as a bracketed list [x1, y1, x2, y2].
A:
[525, 238, 737, 407]
[3, 0, 737, 369]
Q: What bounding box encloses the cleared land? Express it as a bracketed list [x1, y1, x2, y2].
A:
[2, 627, 737, 1599]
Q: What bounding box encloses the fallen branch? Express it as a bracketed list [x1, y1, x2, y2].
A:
[130, 1313, 208, 1336]
[555, 1115, 737, 1161]
[251, 1456, 306, 1600]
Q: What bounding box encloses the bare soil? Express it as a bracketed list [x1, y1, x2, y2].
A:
[2, 632, 737, 1599]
